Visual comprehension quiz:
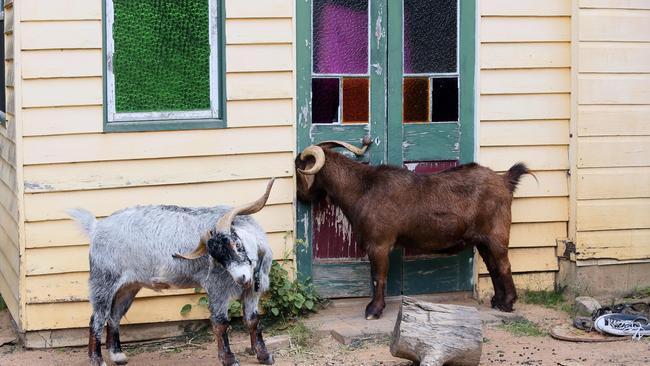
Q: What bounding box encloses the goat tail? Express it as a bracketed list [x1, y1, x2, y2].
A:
[504, 162, 535, 194]
[67, 208, 97, 237]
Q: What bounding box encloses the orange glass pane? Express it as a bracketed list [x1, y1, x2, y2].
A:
[342, 77, 369, 123]
[403, 77, 429, 123]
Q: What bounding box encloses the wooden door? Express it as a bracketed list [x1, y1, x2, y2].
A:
[296, 0, 476, 297]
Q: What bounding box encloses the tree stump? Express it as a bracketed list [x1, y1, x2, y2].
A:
[390, 297, 482, 366]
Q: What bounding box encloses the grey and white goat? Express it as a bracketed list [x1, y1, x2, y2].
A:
[69, 179, 276, 366]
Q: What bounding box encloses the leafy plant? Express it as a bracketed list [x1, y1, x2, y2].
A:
[261, 261, 321, 322]
[0, 294, 6, 311]
[521, 289, 566, 308]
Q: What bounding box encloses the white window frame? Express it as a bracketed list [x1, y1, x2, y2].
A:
[105, 0, 221, 123]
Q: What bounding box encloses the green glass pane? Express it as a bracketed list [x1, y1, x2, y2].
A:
[112, 0, 211, 113]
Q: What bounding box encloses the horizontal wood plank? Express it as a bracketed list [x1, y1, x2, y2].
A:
[578, 136, 650, 167]
[481, 43, 571, 69]
[477, 272, 555, 302]
[509, 222, 566, 248]
[577, 198, 650, 230]
[580, 0, 650, 9]
[578, 105, 650, 136]
[480, 94, 571, 120]
[576, 229, 650, 260]
[512, 197, 569, 223]
[23, 125, 293, 165]
[227, 72, 293, 100]
[225, 18, 292, 44]
[480, 145, 569, 171]
[580, 8, 650, 41]
[481, 17, 570, 43]
[480, 120, 569, 146]
[226, 44, 292, 72]
[579, 42, 650, 73]
[481, 0, 570, 16]
[23, 49, 101, 79]
[24, 178, 293, 222]
[579, 74, 650, 105]
[513, 171, 568, 198]
[22, 77, 101, 108]
[22, 99, 294, 136]
[25, 294, 212, 330]
[24, 152, 294, 193]
[22, 0, 101, 20]
[478, 247, 559, 274]
[481, 69, 571, 95]
[22, 21, 101, 50]
[225, 0, 293, 18]
[578, 167, 650, 199]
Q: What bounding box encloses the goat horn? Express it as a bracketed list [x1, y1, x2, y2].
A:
[298, 145, 326, 175]
[214, 178, 276, 233]
[173, 231, 211, 260]
[317, 139, 371, 156]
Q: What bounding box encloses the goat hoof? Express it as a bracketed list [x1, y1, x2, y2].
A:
[109, 351, 128, 365]
[258, 353, 274, 365]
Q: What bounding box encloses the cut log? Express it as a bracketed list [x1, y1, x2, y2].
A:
[390, 297, 482, 366]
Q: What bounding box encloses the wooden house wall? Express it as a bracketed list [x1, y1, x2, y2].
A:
[477, 0, 572, 298]
[18, 0, 295, 331]
[574, 0, 650, 262]
[0, 0, 21, 325]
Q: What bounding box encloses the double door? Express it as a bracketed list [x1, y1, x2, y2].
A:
[296, 0, 476, 297]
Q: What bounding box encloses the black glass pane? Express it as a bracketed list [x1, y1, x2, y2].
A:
[312, 78, 340, 124]
[313, 0, 368, 74]
[404, 0, 457, 74]
[431, 78, 458, 122]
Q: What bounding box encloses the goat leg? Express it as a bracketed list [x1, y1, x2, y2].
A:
[212, 319, 239, 366]
[365, 245, 390, 320]
[494, 256, 517, 312]
[245, 313, 274, 365]
[88, 315, 105, 366]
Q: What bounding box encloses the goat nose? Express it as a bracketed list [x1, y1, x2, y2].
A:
[238, 275, 251, 287]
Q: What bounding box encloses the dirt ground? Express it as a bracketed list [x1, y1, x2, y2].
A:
[1, 303, 650, 366]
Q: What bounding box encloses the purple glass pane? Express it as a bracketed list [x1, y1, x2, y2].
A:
[312, 78, 340, 124]
[313, 0, 368, 74]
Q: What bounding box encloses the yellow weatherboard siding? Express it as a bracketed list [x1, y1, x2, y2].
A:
[19, 0, 295, 331]
[0, 0, 22, 327]
[477, 0, 571, 298]
[574, 2, 650, 262]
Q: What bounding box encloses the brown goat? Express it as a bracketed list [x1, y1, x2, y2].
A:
[295, 139, 532, 319]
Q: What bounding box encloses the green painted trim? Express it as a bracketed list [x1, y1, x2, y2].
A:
[312, 262, 371, 298]
[102, 0, 227, 133]
[459, 0, 476, 163]
[369, 0, 388, 165]
[386, 0, 404, 166]
[295, 0, 313, 283]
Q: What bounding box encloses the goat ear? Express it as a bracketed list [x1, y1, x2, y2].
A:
[172, 232, 210, 260]
[173, 242, 208, 260]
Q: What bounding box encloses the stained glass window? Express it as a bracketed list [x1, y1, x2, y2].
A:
[312, 78, 340, 124]
[313, 0, 368, 74]
[106, 0, 222, 124]
[311, 0, 370, 125]
[402, 0, 459, 124]
[342, 78, 369, 123]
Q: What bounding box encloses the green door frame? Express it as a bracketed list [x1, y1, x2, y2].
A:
[295, 0, 477, 291]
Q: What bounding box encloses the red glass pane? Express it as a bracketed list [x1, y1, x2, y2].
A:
[403, 77, 429, 123]
[342, 77, 369, 123]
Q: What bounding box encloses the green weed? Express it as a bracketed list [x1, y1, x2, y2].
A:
[498, 318, 547, 337]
